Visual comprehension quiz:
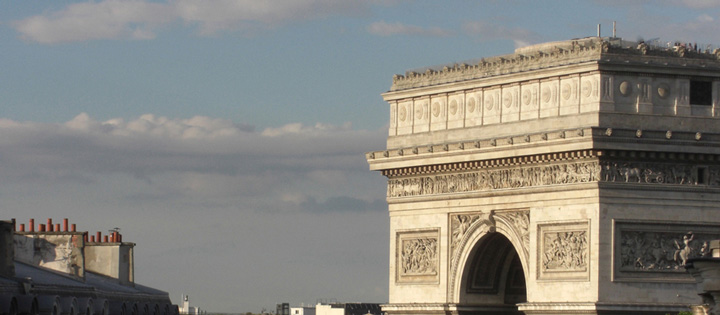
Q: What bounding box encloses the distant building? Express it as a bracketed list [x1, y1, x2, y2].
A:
[315, 303, 382, 315]
[179, 294, 204, 315]
[290, 305, 315, 315]
[276, 303, 289, 315]
[0, 218, 177, 315]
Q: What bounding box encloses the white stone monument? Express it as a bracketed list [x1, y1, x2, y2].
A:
[366, 37, 720, 314]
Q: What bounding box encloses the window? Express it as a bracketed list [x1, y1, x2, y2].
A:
[690, 80, 712, 106]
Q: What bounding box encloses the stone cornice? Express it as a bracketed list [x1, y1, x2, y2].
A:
[389, 37, 720, 92]
[381, 149, 599, 178]
[367, 127, 720, 172]
[389, 39, 604, 92]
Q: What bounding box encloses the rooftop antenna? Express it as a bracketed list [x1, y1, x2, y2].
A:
[597, 24, 601, 37]
[613, 21, 616, 38]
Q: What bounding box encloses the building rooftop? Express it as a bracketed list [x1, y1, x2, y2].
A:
[389, 37, 720, 92]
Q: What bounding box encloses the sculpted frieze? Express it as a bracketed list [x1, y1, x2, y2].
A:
[619, 231, 717, 272]
[387, 160, 719, 199]
[387, 161, 600, 198]
[614, 222, 720, 282]
[601, 162, 701, 185]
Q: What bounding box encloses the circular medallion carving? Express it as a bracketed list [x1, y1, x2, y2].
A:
[467, 98, 476, 113]
[432, 102, 440, 117]
[657, 83, 670, 99]
[399, 106, 407, 122]
[503, 92, 512, 108]
[541, 87, 551, 103]
[415, 105, 423, 120]
[449, 100, 458, 115]
[619, 81, 632, 96]
[522, 90, 531, 105]
[561, 83, 571, 100]
[582, 81, 592, 98]
[486, 95, 494, 111]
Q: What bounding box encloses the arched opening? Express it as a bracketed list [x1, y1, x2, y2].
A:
[458, 233, 526, 315]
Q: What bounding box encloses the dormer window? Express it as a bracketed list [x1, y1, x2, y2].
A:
[690, 80, 712, 106]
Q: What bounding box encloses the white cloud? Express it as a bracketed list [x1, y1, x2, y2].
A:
[13, 0, 173, 44]
[0, 113, 384, 187]
[366, 21, 452, 37]
[175, 0, 368, 35]
[12, 0, 371, 44]
[0, 113, 389, 312]
[463, 21, 539, 48]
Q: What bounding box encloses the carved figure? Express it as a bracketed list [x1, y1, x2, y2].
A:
[542, 231, 587, 271]
[388, 162, 720, 198]
[700, 241, 710, 258]
[620, 164, 642, 183]
[401, 238, 438, 275]
[674, 232, 694, 267]
[643, 169, 664, 183]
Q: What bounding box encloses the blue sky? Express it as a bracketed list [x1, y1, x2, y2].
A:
[2, 0, 720, 312]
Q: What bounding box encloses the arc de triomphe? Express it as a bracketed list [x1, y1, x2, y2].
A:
[367, 37, 720, 314]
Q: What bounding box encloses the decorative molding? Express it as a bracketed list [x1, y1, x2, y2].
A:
[384, 151, 720, 199]
[613, 221, 720, 282]
[396, 229, 440, 284]
[537, 220, 590, 281]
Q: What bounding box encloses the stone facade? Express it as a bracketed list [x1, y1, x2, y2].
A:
[367, 37, 720, 314]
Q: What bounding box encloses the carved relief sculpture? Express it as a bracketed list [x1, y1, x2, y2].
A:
[615, 222, 720, 282]
[396, 229, 440, 284]
[387, 160, 601, 198]
[537, 221, 590, 280]
[542, 231, 588, 272]
[401, 238, 438, 275]
[619, 230, 719, 272]
[387, 159, 718, 199]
